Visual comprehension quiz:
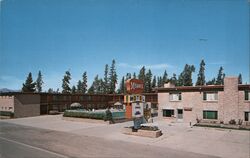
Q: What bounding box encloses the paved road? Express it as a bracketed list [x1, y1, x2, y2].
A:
[0, 122, 219, 158]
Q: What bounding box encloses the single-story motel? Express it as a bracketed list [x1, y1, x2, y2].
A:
[1, 77, 250, 125]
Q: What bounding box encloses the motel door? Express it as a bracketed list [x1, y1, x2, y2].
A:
[177, 109, 183, 119]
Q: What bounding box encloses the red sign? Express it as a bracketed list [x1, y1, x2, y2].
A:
[126, 79, 144, 94]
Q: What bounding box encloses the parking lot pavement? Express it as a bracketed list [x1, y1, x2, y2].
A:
[2, 115, 249, 158]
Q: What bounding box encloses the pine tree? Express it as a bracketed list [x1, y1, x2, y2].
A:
[89, 75, 103, 94]
[62, 71, 71, 93]
[196, 59, 206, 86]
[103, 64, 109, 94]
[157, 76, 163, 87]
[206, 78, 216, 85]
[77, 80, 83, 93]
[152, 76, 156, 89]
[133, 72, 136, 79]
[71, 85, 76, 94]
[108, 60, 117, 94]
[138, 66, 146, 90]
[169, 73, 177, 85]
[22, 72, 36, 92]
[36, 70, 43, 92]
[162, 70, 168, 84]
[238, 73, 242, 84]
[82, 71, 88, 94]
[178, 64, 195, 86]
[215, 67, 225, 85]
[125, 73, 131, 80]
[118, 76, 125, 94]
[145, 69, 152, 93]
[48, 88, 54, 93]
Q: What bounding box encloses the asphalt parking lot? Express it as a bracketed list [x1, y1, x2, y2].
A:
[1, 115, 249, 158]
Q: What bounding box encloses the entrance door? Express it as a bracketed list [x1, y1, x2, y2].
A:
[177, 109, 183, 119]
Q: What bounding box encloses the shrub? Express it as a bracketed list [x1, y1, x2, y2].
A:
[63, 110, 105, 120]
[229, 119, 236, 125]
[0, 111, 14, 117]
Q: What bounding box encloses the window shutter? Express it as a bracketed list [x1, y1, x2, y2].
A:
[179, 93, 182, 100]
[203, 92, 207, 100]
[245, 91, 249, 100]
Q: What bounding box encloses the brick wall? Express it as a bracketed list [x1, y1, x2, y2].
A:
[14, 94, 40, 118]
[0, 96, 14, 112]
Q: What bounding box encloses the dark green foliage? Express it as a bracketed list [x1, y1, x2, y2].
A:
[196, 59, 206, 86]
[117, 76, 125, 94]
[145, 69, 152, 93]
[138, 66, 146, 90]
[0, 111, 14, 117]
[82, 71, 88, 94]
[48, 88, 54, 93]
[103, 64, 109, 94]
[63, 110, 105, 120]
[206, 78, 216, 85]
[157, 76, 163, 87]
[88, 75, 103, 94]
[162, 70, 168, 84]
[125, 73, 131, 80]
[133, 72, 136, 79]
[108, 60, 117, 94]
[36, 71, 43, 92]
[62, 71, 71, 93]
[71, 85, 76, 94]
[22, 72, 36, 92]
[177, 64, 195, 86]
[152, 76, 156, 89]
[169, 73, 177, 85]
[215, 67, 225, 85]
[77, 80, 83, 93]
[238, 73, 242, 84]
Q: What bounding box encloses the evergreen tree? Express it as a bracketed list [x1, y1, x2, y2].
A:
[169, 73, 177, 85]
[133, 72, 136, 79]
[48, 88, 54, 93]
[215, 67, 225, 85]
[82, 71, 88, 94]
[238, 73, 242, 84]
[108, 60, 117, 94]
[145, 69, 152, 93]
[88, 85, 94, 94]
[89, 75, 103, 94]
[196, 59, 206, 86]
[77, 80, 83, 93]
[118, 76, 125, 94]
[138, 66, 146, 90]
[206, 78, 216, 85]
[103, 64, 109, 94]
[157, 76, 163, 87]
[62, 71, 71, 93]
[178, 64, 195, 86]
[22, 72, 36, 92]
[36, 70, 43, 92]
[152, 76, 157, 89]
[125, 73, 131, 80]
[162, 70, 168, 84]
[71, 85, 76, 94]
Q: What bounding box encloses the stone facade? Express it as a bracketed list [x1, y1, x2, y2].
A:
[0, 94, 40, 118]
[0, 96, 14, 112]
[157, 77, 250, 124]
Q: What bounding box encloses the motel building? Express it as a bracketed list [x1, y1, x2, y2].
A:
[156, 77, 250, 125]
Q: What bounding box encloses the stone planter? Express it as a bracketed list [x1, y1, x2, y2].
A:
[122, 127, 162, 138]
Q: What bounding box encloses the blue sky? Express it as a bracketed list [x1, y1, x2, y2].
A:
[0, 0, 249, 91]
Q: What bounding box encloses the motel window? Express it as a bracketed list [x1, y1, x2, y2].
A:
[9, 107, 13, 110]
[169, 93, 181, 101]
[245, 112, 250, 121]
[203, 111, 218, 120]
[163, 109, 174, 117]
[203, 92, 218, 101]
[245, 91, 250, 101]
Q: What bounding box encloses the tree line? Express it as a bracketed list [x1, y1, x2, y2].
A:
[21, 59, 243, 94]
